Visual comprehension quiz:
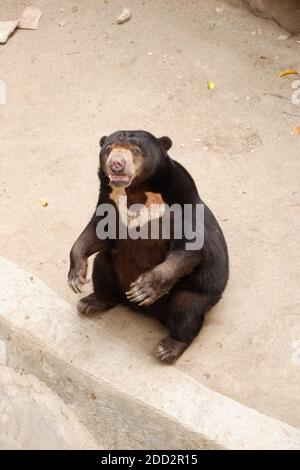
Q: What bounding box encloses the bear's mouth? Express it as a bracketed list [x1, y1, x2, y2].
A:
[108, 174, 131, 186]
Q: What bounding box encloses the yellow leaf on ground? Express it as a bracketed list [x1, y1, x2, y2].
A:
[39, 197, 48, 207]
[292, 127, 300, 135]
[207, 80, 215, 90]
[278, 69, 298, 77]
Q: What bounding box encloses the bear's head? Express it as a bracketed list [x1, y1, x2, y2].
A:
[99, 130, 172, 188]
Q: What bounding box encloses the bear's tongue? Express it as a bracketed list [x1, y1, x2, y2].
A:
[109, 174, 130, 183]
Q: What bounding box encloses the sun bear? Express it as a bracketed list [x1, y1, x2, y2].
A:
[68, 130, 229, 363]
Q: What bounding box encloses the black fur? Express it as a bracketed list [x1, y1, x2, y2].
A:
[69, 130, 229, 362]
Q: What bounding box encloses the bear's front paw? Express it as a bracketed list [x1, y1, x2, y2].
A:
[126, 270, 172, 306]
[68, 259, 89, 294]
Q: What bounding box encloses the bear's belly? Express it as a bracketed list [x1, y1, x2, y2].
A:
[112, 238, 168, 292]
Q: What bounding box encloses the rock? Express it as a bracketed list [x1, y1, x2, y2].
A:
[117, 8, 131, 25]
[18, 6, 43, 30]
[59, 18, 70, 27]
[0, 20, 19, 44]
[226, 0, 300, 33]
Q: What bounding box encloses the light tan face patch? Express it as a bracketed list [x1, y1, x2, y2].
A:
[106, 147, 135, 179]
[105, 145, 144, 183]
[107, 148, 133, 208]
[106, 145, 164, 230]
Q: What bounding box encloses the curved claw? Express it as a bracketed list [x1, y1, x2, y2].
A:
[68, 278, 81, 293]
[126, 287, 157, 306]
[126, 286, 139, 296]
[154, 336, 188, 363]
[138, 297, 153, 306]
[127, 271, 167, 306]
[126, 288, 147, 303]
[68, 273, 89, 294]
[130, 280, 140, 288]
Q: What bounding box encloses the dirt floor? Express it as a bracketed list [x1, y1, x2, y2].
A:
[1, 0, 299, 428]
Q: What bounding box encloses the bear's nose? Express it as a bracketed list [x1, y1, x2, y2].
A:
[109, 157, 126, 174]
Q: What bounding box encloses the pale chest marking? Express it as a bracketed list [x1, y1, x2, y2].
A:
[109, 190, 166, 228]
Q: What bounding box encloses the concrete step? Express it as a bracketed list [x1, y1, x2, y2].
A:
[0, 365, 98, 449]
[0, 256, 299, 450]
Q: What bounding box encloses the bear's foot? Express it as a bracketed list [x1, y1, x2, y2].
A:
[154, 336, 188, 363]
[77, 293, 114, 315]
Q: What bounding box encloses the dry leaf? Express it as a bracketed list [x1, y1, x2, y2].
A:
[292, 127, 300, 135]
[39, 197, 48, 207]
[278, 69, 298, 78]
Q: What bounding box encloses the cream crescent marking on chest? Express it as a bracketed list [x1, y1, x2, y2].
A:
[109, 189, 166, 227]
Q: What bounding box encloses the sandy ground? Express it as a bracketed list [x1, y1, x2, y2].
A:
[0, 0, 299, 428]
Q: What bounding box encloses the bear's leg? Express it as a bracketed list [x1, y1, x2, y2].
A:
[77, 251, 122, 315]
[154, 290, 219, 363]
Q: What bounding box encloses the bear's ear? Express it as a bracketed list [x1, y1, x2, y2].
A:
[158, 136, 172, 152]
[99, 135, 107, 147]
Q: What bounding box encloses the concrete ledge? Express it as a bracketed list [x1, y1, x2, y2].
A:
[0, 256, 299, 450]
[0, 366, 98, 450]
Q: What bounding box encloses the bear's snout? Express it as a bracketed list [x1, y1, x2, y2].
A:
[109, 156, 126, 174]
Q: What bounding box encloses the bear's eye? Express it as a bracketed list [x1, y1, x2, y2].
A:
[132, 147, 140, 157]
